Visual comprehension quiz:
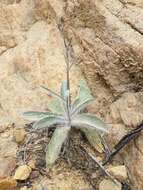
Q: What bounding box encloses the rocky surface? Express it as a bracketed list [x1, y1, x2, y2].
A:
[0, 178, 17, 190]
[0, 0, 82, 126]
[0, 0, 143, 189]
[99, 179, 122, 190]
[63, 0, 143, 189]
[107, 165, 128, 181]
[0, 125, 94, 190]
[32, 168, 92, 190]
[13, 128, 27, 143]
[14, 165, 32, 180]
[0, 157, 16, 178]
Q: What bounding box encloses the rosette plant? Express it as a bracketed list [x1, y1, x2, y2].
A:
[22, 33, 108, 167]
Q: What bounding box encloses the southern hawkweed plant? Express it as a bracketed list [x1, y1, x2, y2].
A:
[22, 28, 108, 167]
[23, 80, 108, 166]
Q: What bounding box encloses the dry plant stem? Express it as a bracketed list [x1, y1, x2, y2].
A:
[40, 85, 65, 101]
[58, 19, 105, 156]
[82, 147, 118, 184]
[103, 123, 143, 165]
[46, 20, 72, 167]
[19, 130, 35, 164]
[65, 39, 71, 126]
[58, 19, 72, 126]
[101, 136, 111, 157]
[58, 18, 78, 121]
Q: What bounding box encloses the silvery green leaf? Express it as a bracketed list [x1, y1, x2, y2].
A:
[61, 80, 68, 100]
[46, 127, 70, 167]
[48, 98, 65, 115]
[72, 99, 94, 116]
[22, 111, 55, 121]
[33, 116, 65, 129]
[81, 128, 104, 153]
[60, 80, 68, 112]
[71, 113, 108, 133]
[71, 80, 94, 115]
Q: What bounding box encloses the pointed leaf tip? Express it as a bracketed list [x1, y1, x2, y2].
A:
[32, 116, 65, 130]
[22, 111, 54, 121]
[71, 80, 94, 115]
[71, 113, 108, 133]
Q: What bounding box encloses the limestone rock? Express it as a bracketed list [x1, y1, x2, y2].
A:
[0, 0, 143, 189]
[0, 178, 17, 190]
[46, 0, 65, 18]
[32, 165, 92, 190]
[0, 158, 16, 178]
[14, 165, 32, 180]
[99, 179, 122, 190]
[28, 159, 36, 169]
[109, 93, 143, 126]
[13, 128, 27, 143]
[0, 0, 16, 4]
[0, 14, 82, 126]
[0, 135, 18, 158]
[0, 123, 11, 133]
[64, 0, 143, 189]
[20, 186, 31, 190]
[107, 165, 128, 181]
[124, 0, 143, 6]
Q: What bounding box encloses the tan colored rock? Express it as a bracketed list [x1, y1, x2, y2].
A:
[107, 165, 128, 181]
[0, 158, 16, 178]
[122, 134, 143, 190]
[64, 0, 143, 189]
[99, 179, 122, 190]
[125, 0, 143, 6]
[103, 0, 143, 34]
[0, 123, 11, 133]
[66, 0, 143, 97]
[32, 164, 92, 190]
[14, 165, 32, 180]
[0, 0, 143, 189]
[1, 132, 10, 138]
[0, 1, 36, 53]
[0, 0, 82, 125]
[110, 93, 143, 126]
[0, 135, 18, 158]
[13, 128, 27, 143]
[34, 0, 56, 22]
[0, 0, 16, 4]
[106, 124, 127, 149]
[0, 178, 17, 190]
[20, 186, 31, 190]
[28, 159, 36, 169]
[48, 0, 65, 18]
[0, 20, 82, 126]
[107, 93, 143, 189]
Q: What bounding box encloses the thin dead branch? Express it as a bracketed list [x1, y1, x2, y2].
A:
[103, 123, 143, 165]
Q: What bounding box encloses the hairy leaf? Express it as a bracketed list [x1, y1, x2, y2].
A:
[71, 80, 94, 115]
[32, 116, 65, 129]
[22, 111, 56, 121]
[60, 80, 68, 112]
[71, 113, 108, 133]
[61, 80, 68, 100]
[81, 128, 104, 153]
[48, 98, 65, 115]
[46, 127, 70, 167]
